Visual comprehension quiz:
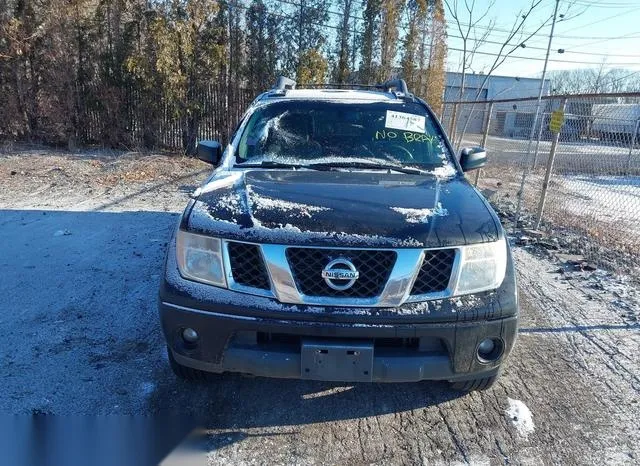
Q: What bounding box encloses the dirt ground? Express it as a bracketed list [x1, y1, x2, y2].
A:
[1, 148, 638, 465]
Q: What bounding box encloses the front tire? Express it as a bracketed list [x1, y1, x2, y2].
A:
[450, 374, 498, 392]
[167, 347, 213, 382]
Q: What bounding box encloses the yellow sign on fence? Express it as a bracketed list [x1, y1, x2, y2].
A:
[549, 110, 565, 133]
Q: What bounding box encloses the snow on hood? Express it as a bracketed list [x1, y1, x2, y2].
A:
[246, 185, 330, 219]
[193, 171, 243, 197]
[391, 203, 449, 224]
[187, 169, 499, 248]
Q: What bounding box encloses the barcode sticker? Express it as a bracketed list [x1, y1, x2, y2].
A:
[385, 110, 426, 133]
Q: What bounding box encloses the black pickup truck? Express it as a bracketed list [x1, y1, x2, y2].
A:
[159, 78, 518, 392]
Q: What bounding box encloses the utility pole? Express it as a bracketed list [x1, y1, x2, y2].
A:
[514, 0, 560, 231]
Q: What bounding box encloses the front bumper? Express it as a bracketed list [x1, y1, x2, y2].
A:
[161, 301, 518, 382]
[159, 235, 519, 383]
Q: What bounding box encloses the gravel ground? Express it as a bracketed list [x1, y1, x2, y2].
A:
[1, 149, 638, 464]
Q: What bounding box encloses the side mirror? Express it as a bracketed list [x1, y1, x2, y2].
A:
[197, 140, 222, 165]
[460, 147, 487, 172]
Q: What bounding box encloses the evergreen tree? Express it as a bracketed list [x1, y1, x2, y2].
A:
[333, 0, 356, 83]
[423, 0, 447, 111]
[360, 0, 381, 84]
[281, 0, 329, 81]
[297, 48, 328, 85]
[0, 0, 452, 148]
[401, 0, 427, 92]
[245, 0, 279, 93]
[379, 0, 402, 82]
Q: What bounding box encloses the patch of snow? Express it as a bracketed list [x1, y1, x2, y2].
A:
[214, 192, 243, 214]
[242, 155, 399, 167]
[431, 163, 457, 179]
[193, 171, 243, 197]
[506, 398, 535, 438]
[237, 156, 458, 179]
[302, 386, 353, 400]
[139, 382, 156, 398]
[391, 202, 449, 223]
[247, 185, 330, 218]
[541, 174, 640, 233]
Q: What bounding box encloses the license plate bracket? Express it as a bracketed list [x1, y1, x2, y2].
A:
[301, 339, 374, 382]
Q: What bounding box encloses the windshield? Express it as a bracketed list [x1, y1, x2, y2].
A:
[236, 100, 455, 170]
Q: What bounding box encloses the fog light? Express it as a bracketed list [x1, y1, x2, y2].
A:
[182, 328, 199, 343]
[477, 338, 503, 362]
[478, 338, 495, 355]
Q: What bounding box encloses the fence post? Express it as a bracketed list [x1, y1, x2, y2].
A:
[449, 103, 459, 142]
[475, 102, 494, 187]
[627, 119, 640, 173]
[531, 104, 547, 170]
[535, 97, 567, 229]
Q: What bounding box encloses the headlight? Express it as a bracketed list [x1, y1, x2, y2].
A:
[176, 230, 227, 287]
[454, 239, 507, 295]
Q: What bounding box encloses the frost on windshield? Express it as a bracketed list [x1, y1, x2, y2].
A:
[243, 110, 323, 161]
[236, 100, 458, 178]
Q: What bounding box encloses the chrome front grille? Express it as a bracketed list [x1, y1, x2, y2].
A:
[410, 249, 456, 295]
[223, 240, 460, 307]
[286, 248, 397, 298]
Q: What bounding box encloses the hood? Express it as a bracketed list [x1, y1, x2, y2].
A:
[187, 170, 501, 248]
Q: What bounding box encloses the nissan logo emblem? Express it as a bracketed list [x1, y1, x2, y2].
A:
[321, 258, 359, 291]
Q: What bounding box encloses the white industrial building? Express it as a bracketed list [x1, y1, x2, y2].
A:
[443, 72, 551, 136]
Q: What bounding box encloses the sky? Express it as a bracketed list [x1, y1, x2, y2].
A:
[445, 0, 640, 78]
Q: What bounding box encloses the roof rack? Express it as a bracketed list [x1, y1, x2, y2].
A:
[301, 82, 379, 90]
[265, 76, 414, 100]
[375, 79, 413, 100]
[269, 76, 296, 96]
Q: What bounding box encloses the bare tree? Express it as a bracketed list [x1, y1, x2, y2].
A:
[549, 67, 640, 95]
[445, 0, 564, 150]
[443, 0, 494, 136]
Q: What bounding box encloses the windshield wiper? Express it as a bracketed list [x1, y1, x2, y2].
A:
[308, 161, 431, 176]
[233, 161, 335, 171]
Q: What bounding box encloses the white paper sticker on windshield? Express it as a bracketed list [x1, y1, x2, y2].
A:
[385, 110, 426, 133]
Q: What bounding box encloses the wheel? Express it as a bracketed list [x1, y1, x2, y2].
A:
[167, 346, 212, 382]
[450, 374, 498, 392]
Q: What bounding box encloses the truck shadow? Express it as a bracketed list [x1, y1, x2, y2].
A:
[146, 366, 465, 429]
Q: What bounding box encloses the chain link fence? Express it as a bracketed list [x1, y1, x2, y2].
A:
[441, 92, 640, 273]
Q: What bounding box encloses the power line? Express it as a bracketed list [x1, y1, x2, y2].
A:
[447, 47, 640, 66]
[446, 35, 640, 58]
[571, 0, 640, 8]
[271, 0, 362, 23]
[607, 70, 640, 85]
[445, 20, 640, 41]
[556, 5, 640, 34]
[566, 31, 640, 53]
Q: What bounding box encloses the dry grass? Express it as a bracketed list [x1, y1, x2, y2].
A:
[0, 149, 208, 199]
